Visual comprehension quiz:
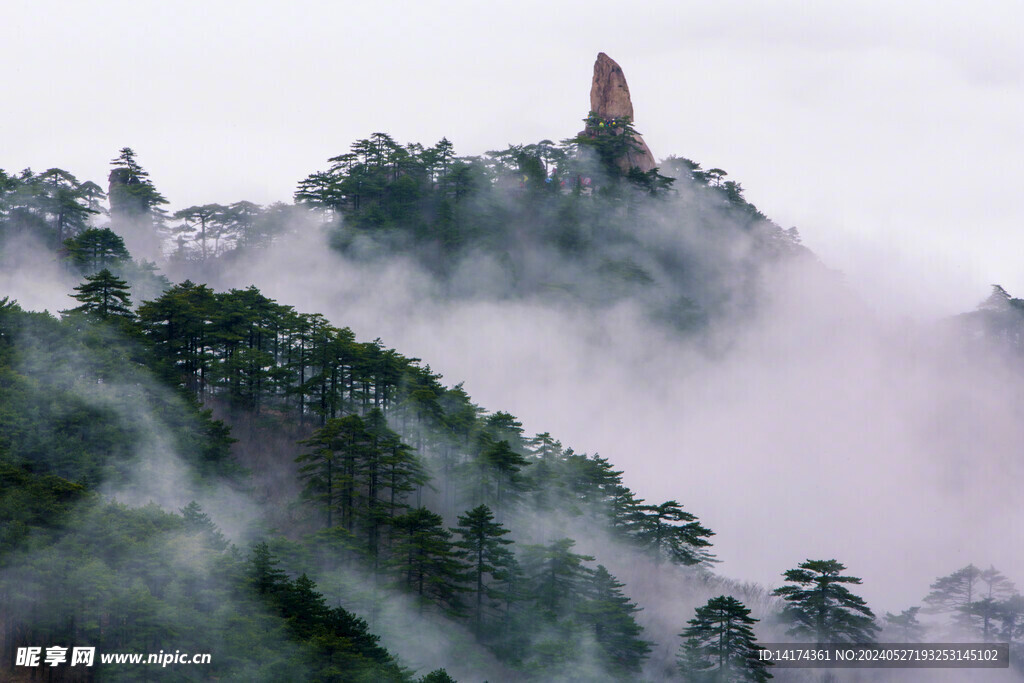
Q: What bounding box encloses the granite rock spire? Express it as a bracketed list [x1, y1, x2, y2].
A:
[584, 53, 657, 173]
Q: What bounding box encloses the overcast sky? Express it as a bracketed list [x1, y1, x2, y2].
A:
[4, 1, 1022, 312]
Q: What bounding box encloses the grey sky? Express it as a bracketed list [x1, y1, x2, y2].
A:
[3, 1, 1022, 312]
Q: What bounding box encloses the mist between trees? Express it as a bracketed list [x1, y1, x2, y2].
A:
[3, 130, 1024, 681]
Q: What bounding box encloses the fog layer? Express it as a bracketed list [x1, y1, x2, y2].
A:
[200, 219, 1023, 617]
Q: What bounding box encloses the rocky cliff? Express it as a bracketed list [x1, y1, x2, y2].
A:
[583, 53, 657, 173]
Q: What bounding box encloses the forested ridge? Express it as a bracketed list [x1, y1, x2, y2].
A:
[3, 136, 1024, 681]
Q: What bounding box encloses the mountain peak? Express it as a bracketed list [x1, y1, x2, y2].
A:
[586, 53, 657, 172]
[590, 52, 634, 120]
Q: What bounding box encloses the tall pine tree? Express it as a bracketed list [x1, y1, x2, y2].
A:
[773, 559, 878, 644]
[579, 565, 651, 677]
[65, 269, 133, 322]
[679, 595, 771, 682]
[452, 504, 514, 635]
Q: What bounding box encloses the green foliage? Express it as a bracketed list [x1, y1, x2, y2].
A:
[2, 499, 302, 681]
[0, 367, 408, 681]
[0, 166, 101, 248]
[773, 559, 879, 644]
[884, 606, 926, 641]
[0, 125, 836, 681]
[678, 595, 771, 682]
[62, 228, 172, 305]
[130, 277, 711, 584]
[63, 226, 130, 271]
[169, 202, 275, 261]
[172, 203, 223, 261]
[285, 130, 809, 346]
[660, 156, 768, 221]
[297, 414, 369, 530]
[574, 113, 646, 175]
[0, 462, 89, 550]
[510, 540, 651, 677]
[0, 162, 172, 302]
[954, 285, 1024, 358]
[65, 268, 134, 322]
[969, 566, 1017, 641]
[296, 132, 456, 233]
[296, 411, 425, 553]
[389, 507, 469, 616]
[1, 260, 733, 678]
[0, 302, 235, 485]
[298, 130, 682, 262]
[580, 565, 652, 676]
[519, 438, 716, 569]
[922, 564, 1024, 672]
[462, 437, 530, 518]
[923, 563, 982, 627]
[924, 564, 1021, 641]
[181, 500, 229, 551]
[452, 504, 514, 633]
[108, 147, 168, 221]
[634, 500, 716, 566]
[0, 139, 783, 678]
[248, 543, 411, 681]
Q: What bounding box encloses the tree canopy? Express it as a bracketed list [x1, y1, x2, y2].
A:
[773, 559, 879, 644]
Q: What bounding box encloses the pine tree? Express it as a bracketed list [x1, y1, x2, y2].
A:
[480, 438, 530, 519]
[884, 606, 926, 642]
[249, 549, 411, 680]
[679, 595, 771, 682]
[389, 507, 468, 615]
[108, 148, 168, 220]
[172, 204, 226, 261]
[575, 112, 646, 177]
[250, 541, 289, 596]
[979, 285, 1013, 311]
[180, 501, 228, 551]
[108, 147, 168, 258]
[634, 500, 715, 566]
[996, 594, 1024, 644]
[222, 200, 265, 249]
[969, 566, 1017, 641]
[136, 280, 217, 394]
[452, 504, 514, 634]
[379, 428, 429, 522]
[773, 559, 879, 644]
[296, 415, 371, 531]
[37, 167, 98, 247]
[364, 408, 427, 560]
[66, 269, 134, 322]
[295, 170, 345, 221]
[63, 227, 131, 273]
[521, 538, 595, 619]
[579, 565, 651, 676]
[923, 564, 982, 633]
[433, 137, 456, 183]
[79, 180, 107, 215]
